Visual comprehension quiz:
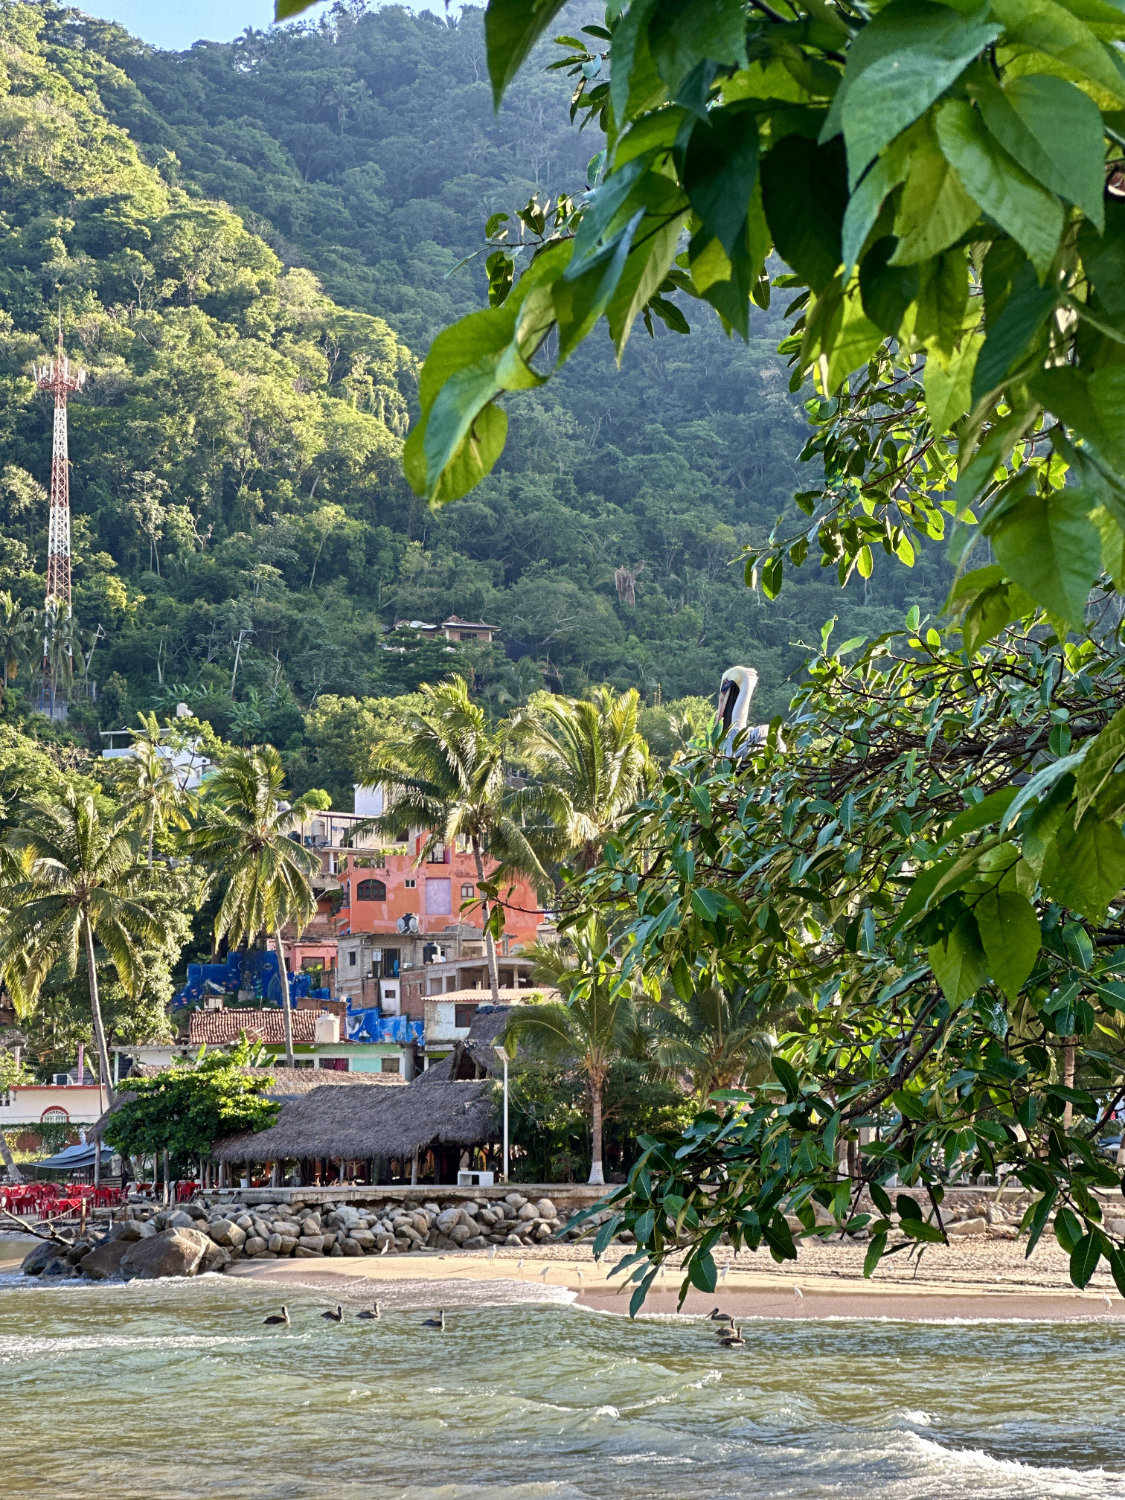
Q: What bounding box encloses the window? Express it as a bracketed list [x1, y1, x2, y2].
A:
[380, 1057, 400, 1074]
[425, 878, 452, 916]
[0, 1090, 10, 1108]
[454, 1004, 476, 1029]
[404, 878, 416, 889]
[355, 878, 387, 902]
[348, 951, 357, 968]
[428, 840, 447, 863]
[317, 1058, 349, 1071]
[461, 882, 476, 900]
[41, 1106, 69, 1123]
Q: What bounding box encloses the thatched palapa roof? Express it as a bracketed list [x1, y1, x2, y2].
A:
[212, 1078, 497, 1164]
[416, 1003, 514, 1085]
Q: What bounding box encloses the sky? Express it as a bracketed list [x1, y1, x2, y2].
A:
[76, 2, 438, 51]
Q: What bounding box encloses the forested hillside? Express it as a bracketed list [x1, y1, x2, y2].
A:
[0, 1, 948, 775]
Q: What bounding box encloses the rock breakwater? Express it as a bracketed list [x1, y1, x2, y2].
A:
[20, 1192, 618, 1280]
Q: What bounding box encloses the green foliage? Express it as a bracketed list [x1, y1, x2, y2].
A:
[581, 613, 1125, 1306]
[104, 1040, 279, 1163]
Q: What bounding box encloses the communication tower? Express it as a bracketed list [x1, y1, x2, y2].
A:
[33, 327, 85, 720]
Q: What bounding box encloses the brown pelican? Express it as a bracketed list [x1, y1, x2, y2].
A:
[717, 666, 768, 755]
[357, 1302, 381, 1320]
[263, 1306, 289, 1325]
[322, 1305, 344, 1322]
[422, 1310, 446, 1330]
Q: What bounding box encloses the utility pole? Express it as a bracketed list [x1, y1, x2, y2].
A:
[34, 325, 85, 721]
[230, 627, 253, 695]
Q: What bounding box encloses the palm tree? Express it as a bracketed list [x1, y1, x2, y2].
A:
[362, 676, 546, 1004]
[184, 748, 325, 1067]
[113, 713, 193, 864]
[0, 591, 36, 698]
[512, 686, 654, 870]
[649, 983, 782, 1101]
[0, 789, 167, 1106]
[502, 919, 639, 1185]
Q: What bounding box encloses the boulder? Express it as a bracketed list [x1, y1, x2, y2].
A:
[110, 1221, 142, 1242]
[66, 1240, 95, 1265]
[21, 1240, 68, 1276]
[435, 1208, 461, 1235]
[349, 1229, 376, 1250]
[121, 1227, 215, 1280]
[268, 1233, 297, 1256]
[947, 1216, 988, 1238]
[517, 1202, 539, 1221]
[461, 1235, 489, 1250]
[341, 1238, 364, 1257]
[273, 1219, 302, 1239]
[299, 1233, 326, 1253]
[328, 1242, 345, 1257]
[449, 1223, 475, 1244]
[42, 1257, 81, 1278]
[80, 1238, 133, 1281]
[292, 1244, 324, 1258]
[243, 1236, 268, 1257]
[235, 1214, 254, 1232]
[533, 1222, 553, 1241]
[165, 1210, 196, 1230]
[505, 1192, 528, 1207]
[535, 1199, 557, 1220]
[209, 1219, 246, 1248]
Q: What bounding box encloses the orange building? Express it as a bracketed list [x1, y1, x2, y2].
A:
[335, 834, 541, 949]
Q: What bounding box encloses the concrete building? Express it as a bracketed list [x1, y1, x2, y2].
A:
[0, 1080, 107, 1140]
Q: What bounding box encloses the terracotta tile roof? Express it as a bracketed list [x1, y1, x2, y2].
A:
[187, 1009, 320, 1045]
[423, 988, 556, 1005]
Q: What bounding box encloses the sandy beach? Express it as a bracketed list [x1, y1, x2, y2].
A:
[224, 1234, 1125, 1321]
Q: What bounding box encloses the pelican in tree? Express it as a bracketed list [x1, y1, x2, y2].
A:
[717, 666, 781, 756]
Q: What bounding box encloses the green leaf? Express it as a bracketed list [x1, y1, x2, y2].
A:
[1042, 813, 1125, 920]
[842, 139, 912, 277]
[1075, 706, 1125, 821]
[974, 887, 1041, 1001]
[681, 106, 759, 258]
[989, 489, 1100, 629]
[1054, 1205, 1084, 1254]
[972, 259, 1057, 404]
[687, 1247, 717, 1292]
[943, 784, 1019, 843]
[863, 1231, 888, 1276]
[839, 7, 1001, 186]
[761, 135, 847, 294]
[648, 0, 747, 90]
[976, 74, 1106, 231]
[991, 0, 1125, 111]
[934, 100, 1064, 278]
[1031, 366, 1125, 480]
[1070, 1230, 1102, 1289]
[274, 0, 318, 14]
[485, 0, 572, 106]
[890, 134, 979, 265]
[928, 911, 989, 1004]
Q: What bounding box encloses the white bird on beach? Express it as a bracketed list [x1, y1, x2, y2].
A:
[380, 1240, 390, 1256]
[540, 1265, 550, 1280]
[719, 1265, 729, 1281]
[1104, 1290, 1113, 1313]
[576, 1268, 584, 1284]
[488, 1245, 497, 1262]
[517, 1259, 524, 1271]
[793, 1284, 803, 1303]
[659, 1266, 667, 1285]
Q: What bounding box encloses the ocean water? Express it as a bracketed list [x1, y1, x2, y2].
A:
[0, 1265, 1121, 1500]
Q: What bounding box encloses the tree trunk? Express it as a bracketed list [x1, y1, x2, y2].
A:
[83, 916, 115, 1109]
[472, 839, 501, 1005]
[147, 805, 155, 866]
[0, 1129, 22, 1184]
[274, 925, 295, 1068]
[588, 1075, 605, 1187]
[1063, 1039, 1076, 1130]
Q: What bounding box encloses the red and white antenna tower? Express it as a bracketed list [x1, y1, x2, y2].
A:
[33, 325, 85, 720]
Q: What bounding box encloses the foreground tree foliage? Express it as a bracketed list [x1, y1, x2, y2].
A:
[581, 612, 1125, 1308]
[103, 1039, 279, 1174]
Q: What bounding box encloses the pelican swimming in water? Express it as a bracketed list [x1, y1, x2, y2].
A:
[262, 1306, 289, 1326]
[422, 1310, 446, 1330]
[322, 1305, 344, 1323]
[718, 1324, 745, 1348]
[707, 1308, 734, 1326]
[357, 1302, 381, 1320]
[717, 666, 783, 757]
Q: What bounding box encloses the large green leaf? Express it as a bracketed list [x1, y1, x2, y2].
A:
[840, 14, 1002, 186]
[1075, 706, 1125, 821]
[976, 74, 1106, 230]
[971, 259, 1057, 403]
[934, 101, 1064, 277]
[648, 0, 747, 91]
[681, 106, 759, 258]
[989, 489, 1100, 628]
[924, 331, 981, 433]
[485, 0, 572, 107]
[1042, 814, 1125, 920]
[1070, 1230, 1102, 1289]
[992, 0, 1125, 110]
[824, 0, 1000, 183]
[975, 888, 1041, 1002]
[761, 135, 847, 293]
[1031, 366, 1125, 477]
[928, 911, 989, 1004]
[889, 135, 979, 265]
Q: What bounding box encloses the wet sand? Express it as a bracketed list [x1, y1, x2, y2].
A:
[228, 1239, 1125, 1321]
